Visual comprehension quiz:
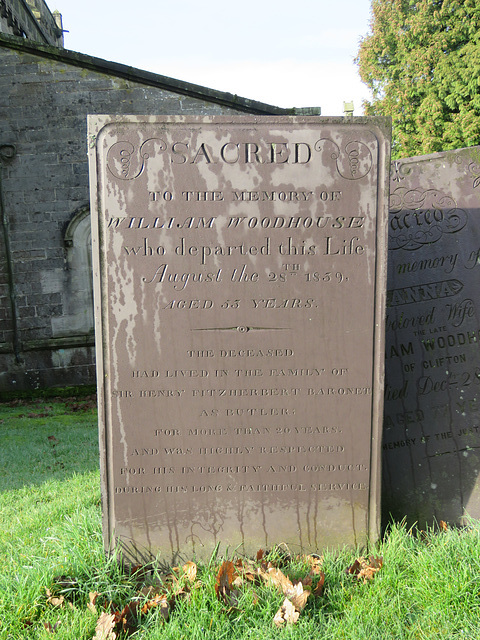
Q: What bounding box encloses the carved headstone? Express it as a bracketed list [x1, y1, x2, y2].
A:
[88, 115, 390, 561]
[384, 147, 480, 527]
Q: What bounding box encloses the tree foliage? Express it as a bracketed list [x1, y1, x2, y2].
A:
[356, 0, 480, 158]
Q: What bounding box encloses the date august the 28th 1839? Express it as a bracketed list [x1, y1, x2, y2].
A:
[142, 263, 349, 288]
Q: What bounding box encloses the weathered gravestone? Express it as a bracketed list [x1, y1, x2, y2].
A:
[88, 115, 390, 561]
[384, 146, 480, 527]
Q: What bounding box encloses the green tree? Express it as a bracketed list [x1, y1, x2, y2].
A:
[356, 0, 480, 158]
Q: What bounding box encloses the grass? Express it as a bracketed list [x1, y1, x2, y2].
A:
[2, 396, 480, 639]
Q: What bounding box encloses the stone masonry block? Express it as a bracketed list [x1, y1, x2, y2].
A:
[23, 189, 56, 204]
[35, 292, 62, 305]
[35, 303, 63, 318]
[40, 269, 64, 294]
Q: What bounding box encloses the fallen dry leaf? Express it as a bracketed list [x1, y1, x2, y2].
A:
[302, 574, 313, 588]
[128, 564, 148, 578]
[303, 554, 324, 575]
[347, 556, 383, 584]
[289, 582, 310, 612]
[215, 560, 241, 607]
[273, 597, 300, 626]
[141, 593, 170, 620]
[45, 588, 64, 608]
[215, 560, 236, 590]
[439, 520, 448, 532]
[182, 561, 197, 583]
[87, 591, 101, 614]
[258, 565, 294, 595]
[171, 582, 188, 598]
[165, 567, 183, 592]
[116, 601, 140, 633]
[239, 559, 258, 583]
[138, 585, 157, 599]
[258, 562, 311, 625]
[44, 621, 61, 633]
[313, 571, 325, 597]
[92, 612, 116, 640]
[347, 559, 362, 575]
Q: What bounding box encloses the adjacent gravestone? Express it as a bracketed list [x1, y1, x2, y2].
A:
[88, 115, 390, 562]
[384, 146, 480, 527]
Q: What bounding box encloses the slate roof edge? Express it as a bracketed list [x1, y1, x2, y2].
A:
[0, 32, 319, 116]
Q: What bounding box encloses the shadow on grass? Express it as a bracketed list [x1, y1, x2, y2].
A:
[0, 395, 100, 491]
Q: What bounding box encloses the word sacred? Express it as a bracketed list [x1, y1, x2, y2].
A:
[167, 141, 313, 165]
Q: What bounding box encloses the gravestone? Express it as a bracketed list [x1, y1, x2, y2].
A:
[88, 115, 390, 561]
[384, 146, 480, 527]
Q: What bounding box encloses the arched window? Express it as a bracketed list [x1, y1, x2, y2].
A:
[59, 206, 94, 336]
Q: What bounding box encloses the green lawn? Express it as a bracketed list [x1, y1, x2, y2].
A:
[1, 396, 480, 639]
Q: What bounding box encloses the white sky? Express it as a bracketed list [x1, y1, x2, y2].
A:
[50, 0, 373, 116]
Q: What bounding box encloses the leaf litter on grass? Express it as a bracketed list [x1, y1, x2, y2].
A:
[32, 543, 383, 636]
[211, 547, 383, 627]
[213, 548, 329, 627]
[36, 548, 330, 635]
[88, 560, 201, 637]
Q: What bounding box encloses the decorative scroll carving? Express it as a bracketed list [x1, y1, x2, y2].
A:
[107, 138, 166, 180]
[314, 139, 373, 180]
[391, 160, 412, 183]
[450, 152, 480, 190]
[467, 161, 480, 189]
